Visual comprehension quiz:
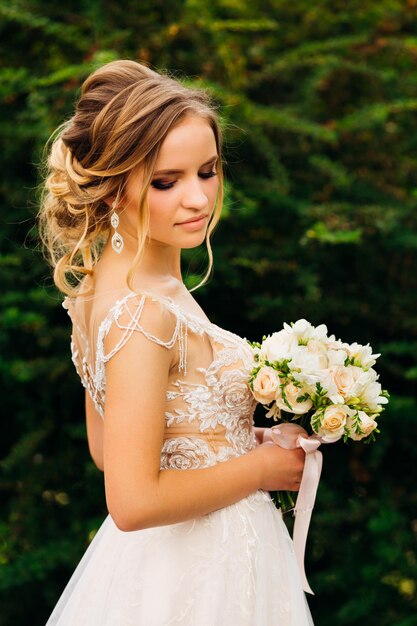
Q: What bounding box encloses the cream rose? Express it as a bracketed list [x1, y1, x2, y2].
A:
[291, 345, 328, 372]
[252, 366, 280, 404]
[275, 382, 313, 415]
[347, 410, 378, 441]
[331, 365, 355, 399]
[316, 364, 358, 404]
[315, 404, 354, 443]
[260, 330, 298, 362]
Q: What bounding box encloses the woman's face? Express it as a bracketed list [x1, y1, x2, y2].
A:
[123, 115, 219, 249]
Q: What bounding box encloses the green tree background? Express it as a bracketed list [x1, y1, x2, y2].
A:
[1, 1, 416, 624]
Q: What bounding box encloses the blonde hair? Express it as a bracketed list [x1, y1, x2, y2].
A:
[37, 59, 224, 296]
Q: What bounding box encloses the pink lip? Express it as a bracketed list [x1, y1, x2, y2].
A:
[177, 214, 208, 225]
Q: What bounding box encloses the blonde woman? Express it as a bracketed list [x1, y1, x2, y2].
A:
[39, 59, 313, 625]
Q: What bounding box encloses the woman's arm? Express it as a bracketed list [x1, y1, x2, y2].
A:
[103, 302, 304, 532]
[85, 390, 104, 472]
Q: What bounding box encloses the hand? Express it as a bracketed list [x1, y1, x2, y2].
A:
[250, 441, 305, 492]
[253, 426, 267, 446]
[261, 428, 274, 444]
[253, 427, 281, 446]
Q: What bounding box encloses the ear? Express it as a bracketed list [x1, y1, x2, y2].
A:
[104, 196, 115, 209]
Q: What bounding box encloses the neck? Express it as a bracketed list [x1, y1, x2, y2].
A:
[99, 230, 185, 295]
[135, 239, 183, 284]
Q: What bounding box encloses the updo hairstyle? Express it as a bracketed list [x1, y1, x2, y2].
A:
[37, 59, 224, 296]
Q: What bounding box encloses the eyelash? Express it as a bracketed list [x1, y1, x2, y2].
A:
[151, 170, 218, 191]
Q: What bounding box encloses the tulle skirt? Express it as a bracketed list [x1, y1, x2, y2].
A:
[46, 490, 313, 625]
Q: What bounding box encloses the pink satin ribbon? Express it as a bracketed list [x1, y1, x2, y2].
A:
[270, 422, 323, 595]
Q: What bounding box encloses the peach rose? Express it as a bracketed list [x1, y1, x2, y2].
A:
[276, 382, 313, 415]
[347, 410, 378, 441]
[332, 365, 355, 399]
[252, 366, 280, 404]
[315, 404, 354, 443]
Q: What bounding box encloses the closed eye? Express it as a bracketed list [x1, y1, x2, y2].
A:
[151, 170, 218, 191]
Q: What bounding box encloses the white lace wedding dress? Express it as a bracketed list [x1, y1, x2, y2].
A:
[46, 287, 314, 625]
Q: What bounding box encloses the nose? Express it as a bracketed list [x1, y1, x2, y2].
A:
[180, 176, 209, 211]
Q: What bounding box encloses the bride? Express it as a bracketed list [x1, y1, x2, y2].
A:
[39, 59, 314, 625]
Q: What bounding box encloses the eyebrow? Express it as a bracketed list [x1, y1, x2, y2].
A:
[153, 155, 218, 177]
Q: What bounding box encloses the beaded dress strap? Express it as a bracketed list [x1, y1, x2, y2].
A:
[98, 292, 190, 375]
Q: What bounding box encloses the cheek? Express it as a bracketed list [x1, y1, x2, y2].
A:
[148, 192, 178, 229]
[208, 177, 220, 202]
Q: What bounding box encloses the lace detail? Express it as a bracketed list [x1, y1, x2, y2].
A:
[54, 292, 316, 626]
[63, 290, 258, 470]
[45, 487, 314, 625]
[161, 437, 215, 469]
[163, 345, 257, 468]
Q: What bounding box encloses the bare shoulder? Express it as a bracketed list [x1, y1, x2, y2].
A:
[102, 290, 181, 356]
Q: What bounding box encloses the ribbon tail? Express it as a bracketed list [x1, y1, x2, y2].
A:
[293, 448, 323, 595]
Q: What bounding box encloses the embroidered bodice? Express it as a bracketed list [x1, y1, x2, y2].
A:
[63, 289, 258, 471]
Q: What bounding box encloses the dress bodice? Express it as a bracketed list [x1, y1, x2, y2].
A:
[63, 290, 258, 470]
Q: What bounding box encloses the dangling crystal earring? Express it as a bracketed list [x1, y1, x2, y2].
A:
[110, 203, 124, 254]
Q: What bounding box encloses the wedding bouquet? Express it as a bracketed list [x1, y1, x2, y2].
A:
[249, 318, 388, 445]
[247, 319, 389, 593]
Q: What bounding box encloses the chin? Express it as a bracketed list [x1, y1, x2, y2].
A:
[149, 230, 208, 249]
[180, 235, 208, 249]
[171, 228, 209, 249]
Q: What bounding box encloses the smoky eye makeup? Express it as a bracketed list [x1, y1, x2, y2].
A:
[150, 180, 176, 190]
[151, 168, 218, 191]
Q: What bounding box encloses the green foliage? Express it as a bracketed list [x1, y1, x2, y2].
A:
[1, 0, 417, 624]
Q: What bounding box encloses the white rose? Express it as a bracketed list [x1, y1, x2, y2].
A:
[275, 381, 313, 415]
[327, 348, 348, 368]
[261, 330, 298, 362]
[315, 404, 354, 443]
[347, 410, 378, 441]
[285, 340, 329, 394]
[291, 345, 328, 372]
[252, 366, 280, 404]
